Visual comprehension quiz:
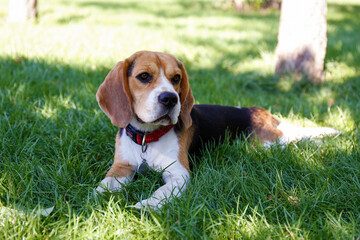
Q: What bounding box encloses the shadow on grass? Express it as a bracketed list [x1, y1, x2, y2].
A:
[1, 0, 360, 224]
[0, 50, 359, 237]
[0, 56, 115, 208]
[0, 46, 358, 205]
[327, 3, 360, 69]
[57, 14, 87, 24]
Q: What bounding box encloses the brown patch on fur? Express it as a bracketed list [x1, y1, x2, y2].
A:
[249, 107, 284, 143]
[127, 52, 161, 108]
[177, 61, 194, 129]
[96, 61, 133, 128]
[105, 133, 135, 178]
[177, 125, 195, 174]
[157, 53, 182, 93]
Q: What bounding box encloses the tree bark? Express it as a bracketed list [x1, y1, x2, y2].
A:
[234, 0, 246, 12]
[8, 0, 37, 22]
[274, 0, 327, 82]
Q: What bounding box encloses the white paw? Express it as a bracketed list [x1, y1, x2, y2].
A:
[95, 177, 123, 193]
[133, 198, 164, 210]
[133, 202, 143, 209]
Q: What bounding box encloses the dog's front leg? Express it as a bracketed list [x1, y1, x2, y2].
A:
[96, 161, 135, 193]
[134, 162, 190, 209]
[96, 134, 135, 193]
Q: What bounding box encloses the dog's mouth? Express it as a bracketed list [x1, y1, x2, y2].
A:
[135, 113, 171, 125]
[151, 114, 171, 124]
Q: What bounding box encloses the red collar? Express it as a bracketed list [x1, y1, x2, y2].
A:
[125, 124, 174, 145]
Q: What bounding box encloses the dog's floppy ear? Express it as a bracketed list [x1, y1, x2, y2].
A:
[96, 61, 133, 128]
[178, 61, 194, 129]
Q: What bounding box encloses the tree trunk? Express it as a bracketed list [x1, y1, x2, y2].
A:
[8, 0, 37, 22]
[274, 0, 327, 82]
[234, 0, 246, 12]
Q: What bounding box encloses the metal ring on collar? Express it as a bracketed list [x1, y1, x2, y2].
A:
[141, 134, 148, 153]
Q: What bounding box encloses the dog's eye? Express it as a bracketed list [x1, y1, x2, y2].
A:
[136, 72, 152, 83]
[172, 74, 181, 85]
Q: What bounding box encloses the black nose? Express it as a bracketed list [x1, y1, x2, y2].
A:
[158, 92, 178, 109]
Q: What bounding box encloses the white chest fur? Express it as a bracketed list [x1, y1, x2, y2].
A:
[119, 128, 181, 172]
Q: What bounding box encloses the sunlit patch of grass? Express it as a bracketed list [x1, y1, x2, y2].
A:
[35, 95, 77, 119]
[326, 107, 356, 131]
[325, 61, 357, 82]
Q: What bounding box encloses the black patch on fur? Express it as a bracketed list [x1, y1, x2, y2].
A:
[174, 119, 184, 135]
[188, 105, 253, 156]
[176, 61, 182, 70]
[127, 60, 135, 77]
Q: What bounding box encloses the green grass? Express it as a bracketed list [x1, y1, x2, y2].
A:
[0, 0, 359, 239]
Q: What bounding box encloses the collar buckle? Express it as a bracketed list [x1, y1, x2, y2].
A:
[141, 134, 148, 153]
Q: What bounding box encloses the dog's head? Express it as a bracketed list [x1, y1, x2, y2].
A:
[96, 51, 194, 130]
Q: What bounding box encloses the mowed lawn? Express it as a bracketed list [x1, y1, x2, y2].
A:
[0, 0, 359, 239]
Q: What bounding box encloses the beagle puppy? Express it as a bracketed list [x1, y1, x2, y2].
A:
[96, 51, 338, 209]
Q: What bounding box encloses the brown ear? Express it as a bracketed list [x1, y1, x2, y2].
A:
[96, 61, 133, 128]
[179, 61, 195, 129]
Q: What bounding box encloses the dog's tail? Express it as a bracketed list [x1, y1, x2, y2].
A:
[276, 121, 341, 144]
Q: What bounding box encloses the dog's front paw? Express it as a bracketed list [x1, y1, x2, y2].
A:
[95, 177, 123, 193]
[133, 198, 164, 210]
[133, 200, 152, 210]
